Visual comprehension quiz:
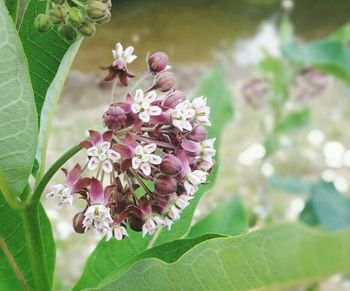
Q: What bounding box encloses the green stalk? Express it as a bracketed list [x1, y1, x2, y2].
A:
[21, 204, 50, 291]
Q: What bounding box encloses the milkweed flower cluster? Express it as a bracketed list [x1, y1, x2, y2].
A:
[47, 44, 215, 241]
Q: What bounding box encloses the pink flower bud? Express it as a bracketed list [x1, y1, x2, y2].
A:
[148, 52, 169, 73]
[103, 104, 127, 130]
[188, 126, 207, 142]
[160, 155, 182, 176]
[72, 211, 85, 234]
[155, 175, 178, 194]
[163, 90, 186, 108]
[153, 71, 176, 92]
[128, 214, 143, 232]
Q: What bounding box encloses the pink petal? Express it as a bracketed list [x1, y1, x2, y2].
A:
[66, 164, 82, 187]
[89, 130, 102, 145]
[103, 160, 113, 173]
[181, 140, 200, 153]
[144, 143, 156, 154]
[88, 157, 99, 171]
[113, 144, 134, 159]
[102, 131, 113, 143]
[176, 150, 191, 178]
[80, 140, 93, 149]
[89, 178, 105, 205]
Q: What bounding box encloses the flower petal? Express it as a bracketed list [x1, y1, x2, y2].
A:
[144, 143, 156, 154]
[149, 154, 162, 165]
[131, 103, 141, 113]
[134, 89, 144, 103]
[115, 42, 123, 58]
[138, 111, 150, 122]
[87, 157, 99, 171]
[89, 178, 105, 205]
[87, 146, 98, 157]
[126, 55, 137, 64]
[108, 149, 121, 161]
[66, 164, 82, 187]
[102, 160, 113, 173]
[145, 91, 157, 103]
[123, 46, 134, 58]
[149, 106, 162, 116]
[140, 162, 151, 176]
[132, 157, 142, 169]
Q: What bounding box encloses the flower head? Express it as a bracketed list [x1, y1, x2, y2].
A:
[171, 101, 195, 131]
[132, 143, 162, 176]
[131, 90, 162, 122]
[112, 42, 137, 65]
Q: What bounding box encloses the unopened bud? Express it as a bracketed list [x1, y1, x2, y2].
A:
[68, 7, 83, 26]
[160, 155, 182, 176]
[128, 214, 143, 232]
[94, 10, 111, 25]
[87, 0, 108, 20]
[78, 19, 96, 37]
[72, 212, 85, 234]
[148, 52, 169, 73]
[49, 6, 68, 24]
[103, 104, 127, 130]
[155, 175, 178, 194]
[153, 71, 176, 92]
[163, 90, 186, 108]
[188, 126, 207, 142]
[58, 24, 77, 41]
[34, 14, 53, 33]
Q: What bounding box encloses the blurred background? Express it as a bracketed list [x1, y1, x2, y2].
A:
[45, 0, 350, 289]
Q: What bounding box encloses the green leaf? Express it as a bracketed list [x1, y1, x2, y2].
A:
[74, 66, 234, 290]
[188, 196, 248, 237]
[92, 224, 350, 290]
[299, 199, 320, 227]
[0, 0, 37, 198]
[276, 109, 310, 132]
[268, 176, 313, 195]
[19, 0, 82, 175]
[5, 0, 19, 23]
[308, 182, 350, 231]
[282, 40, 350, 83]
[0, 193, 55, 290]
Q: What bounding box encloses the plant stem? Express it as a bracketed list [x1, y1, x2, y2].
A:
[21, 204, 50, 291]
[29, 145, 82, 206]
[147, 228, 161, 249]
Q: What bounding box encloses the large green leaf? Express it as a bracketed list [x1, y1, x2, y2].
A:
[93, 224, 350, 290]
[188, 196, 248, 238]
[5, 0, 19, 23]
[0, 193, 55, 290]
[0, 0, 37, 198]
[19, 0, 82, 176]
[74, 66, 234, 290]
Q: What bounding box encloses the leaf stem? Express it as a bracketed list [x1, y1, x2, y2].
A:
[29, 144, 82, 206]
[21, 204, 50, 291]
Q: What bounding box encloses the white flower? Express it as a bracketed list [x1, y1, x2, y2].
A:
[142, 215, 164, 237]
[47, 184, 73, 208]
[168, 204, 181, 221]
[87, 142, 120, 173]
[199, 138, 216, 164]
[131, 90, 162, 122]
[184, 170, 207, 195]
[112, 42, 137, 64]
[171, 100, 195, 131]
[132, 143, 162, 176]
[82, 205, 113, 234]
[106, 225, 128, 241]
[163, 217, 174, 230]
[191, 96, 211, 126]
[174, 195, 193, 210]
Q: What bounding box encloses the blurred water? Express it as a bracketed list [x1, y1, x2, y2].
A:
[73, 0, 350, 72]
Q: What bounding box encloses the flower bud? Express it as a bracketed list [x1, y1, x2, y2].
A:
[58, 24, 77, 41]
[78, 19, 96, 37]
[148, 52, 169, 73]
[68, 7, 83, 26]
[103, 104, 127, 130]
[87, 0, 108, 21]
[153, 71, 176, 92]
[72, 211, 85, 234]
[163, 90, 186, 108]
[155, 175, 178, 194]
[128, 214, 143, 232]
[188, 126, 207, 142]
[94, 10, 111, 25]
[160, 155, 182, 176]
[49, 6, 68, 24]
[34, 14, 53, 33]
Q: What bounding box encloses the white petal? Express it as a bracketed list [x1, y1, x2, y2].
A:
[123, 46, 134, 58]
[105, 229, 113, 241]
[149, 106, 162, 116]
[131, 103, 141, 113]
[108, 149, 121, 161]
[184, 181, 197, 195]
[88, 157, 99, 171]
[132, 157, 142, 169]
[149, 154, 162, 165]
[87, 146, 98, 157]
[140, 163, 151, 176]
[139, 111, 150, 122]
[145, 91, 157, 103]
[144, 143, 157, 153]
[115, 42, 123, 58]
[134, 89, 144, 103]
[99, 142, 111, 152]
[102, 160, 113, 173]
[135, 145, 144, 155]
[126, 55, 137, 64]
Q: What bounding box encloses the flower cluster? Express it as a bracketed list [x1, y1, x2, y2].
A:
[34, 0, 112, 41]
[48, 45, 215, 241]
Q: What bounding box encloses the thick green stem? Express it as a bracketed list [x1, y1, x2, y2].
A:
[29, 144, 82, 206]
[21, 204, 50, 291]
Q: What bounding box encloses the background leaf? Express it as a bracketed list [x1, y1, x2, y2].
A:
[188, 196, 248, 237]
[93, 224, 350, 291]
[0, 0, 37, 198]
[5, 0, 19, 23]
[0, 193, 56, 290]
[268, 176, 313, 195]
[276, 109, 310, 132]
[74, 66, 234, 290]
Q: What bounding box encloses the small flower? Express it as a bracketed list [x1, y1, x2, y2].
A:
[199, 138, 216, 164]
[106, 224, 128, 241]
[112, 42, 137, 65]
[171, 100, 195, 131]
[131, 90, 162, 122]
[82, 130, 121, 173]
[191, 96, 211, 126]
[47, 164, 88, 208]
[184, 170, 207, 195]
[132, 143, 162, 176]
[142, 215, 164, 237]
